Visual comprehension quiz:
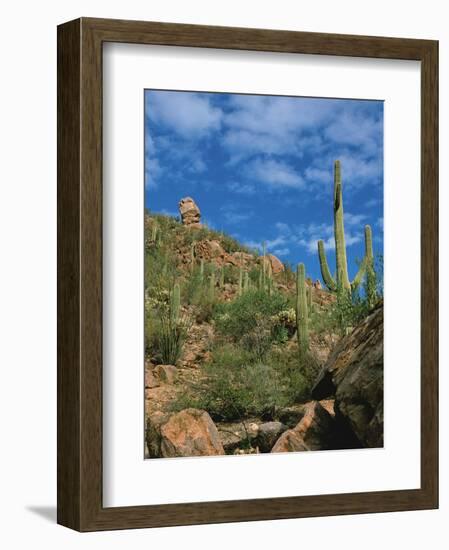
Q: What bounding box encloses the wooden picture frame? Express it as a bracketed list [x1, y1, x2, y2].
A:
[57, 17, 438, 531]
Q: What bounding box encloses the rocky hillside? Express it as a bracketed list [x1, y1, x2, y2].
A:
[144, 197, 383, 458]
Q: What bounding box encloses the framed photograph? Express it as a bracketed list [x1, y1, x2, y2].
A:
[57, 17, 438, 531]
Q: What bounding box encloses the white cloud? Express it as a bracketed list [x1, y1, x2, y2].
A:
[227, 181, 256, 195]
[220, 203, 253, 225]
[344, 212, 367, 226]
[324, 110, 382, 156]
[273, 247, 290, 257]
[188, 157, 207, 174]
[304, 154, 382, 192]
[365, 197, 380, 208]
[295, 218, 364, 254]
[145, 135, 162, 188]
[275, 222, 291, 234]
[221, 95, 335, 163]
[266, 235, 288, 249]
[147, 91, 222, 137]
[245, 159, 304, 190]
[223, 211, 253, 225]
[223, 129, 294, 164]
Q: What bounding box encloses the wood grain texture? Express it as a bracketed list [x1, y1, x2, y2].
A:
[57, 17, 439, 532]
[57, 18, 81, 531]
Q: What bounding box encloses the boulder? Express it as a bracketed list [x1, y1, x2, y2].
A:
[154, 364, 178, 384]
[179, 197, 201, 227]
[145, 369, 160, 389]
[146, 411, 170, 458]
[259, 254, 284, 274]
[278, 404, 308, 428]
[194, 239, 225, 262]
[160, 409, 225, 457]
[217, 421, 259, 454]
[268, 254, 284, 274]
[271, 429, 309, 452]
[271, 401, 335, 453]
[231, 251, 254, 266]
[256, 421, 287, 452]
[312, 301, 384, 448]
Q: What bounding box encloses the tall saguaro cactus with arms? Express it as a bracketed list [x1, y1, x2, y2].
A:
[317, 160, 374, 294]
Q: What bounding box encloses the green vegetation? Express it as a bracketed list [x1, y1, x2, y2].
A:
[214, 289, 288, 347]
[171, 344, 313, 422]
[145, 202, 382, 433]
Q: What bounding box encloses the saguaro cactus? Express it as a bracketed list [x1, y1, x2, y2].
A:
[317, 160, 374, 294]
[209, 270, 216, 299]
[151, 221, 159, 243]
[262, 241, 267, 289]
[238, 265, 243, 296]
[296, 263, 309, 356]
[243, 271, 249, 293]
[190, 243, 195, 271]
[171, 282, 181, 323]
[199, 259, 205, 284]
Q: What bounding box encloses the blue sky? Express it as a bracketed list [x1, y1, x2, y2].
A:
[144, 90, 383, 284]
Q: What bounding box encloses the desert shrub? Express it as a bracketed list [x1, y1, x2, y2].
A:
[309, 255, 384, 337]
[179, 223, 253, 255]
[158, 310, 190, 365]
[214, 289, 288, 342]
[240, 317, 273, 361]
[281, 261, 296, 287]
[145, 282, 191, 365]
[172, 356, 288, 422]
[268, 347, 319, 403]
[171, 342, 320, 422]
[145, 312, 162, 362]
[271, 308, 296, 339]
[182, 265, 218, 323]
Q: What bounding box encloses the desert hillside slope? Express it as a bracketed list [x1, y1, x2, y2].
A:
[144, 198, 383, 458]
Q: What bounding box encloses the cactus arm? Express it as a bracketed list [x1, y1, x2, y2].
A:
[318, 240, 337, 291]
[350, 225, 373, 292]
[364, 224, 374, 263]
[296, 263, 309, 356]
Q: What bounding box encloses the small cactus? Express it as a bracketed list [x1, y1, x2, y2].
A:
[296, 263, 309, 356]
[171, 282, 181, 323]
[199, 259, 205, 284]
[243, 271, 249, 292]
[238, 265, 243, 296]
[262, 242, 267, 288]
[209, 270, 216, 299]
[190, 243, 195, 271]
[267, 260, 273, 295]
[151, 220, 158, 243]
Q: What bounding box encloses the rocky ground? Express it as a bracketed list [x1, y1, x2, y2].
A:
[145, 301, 383, 457]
